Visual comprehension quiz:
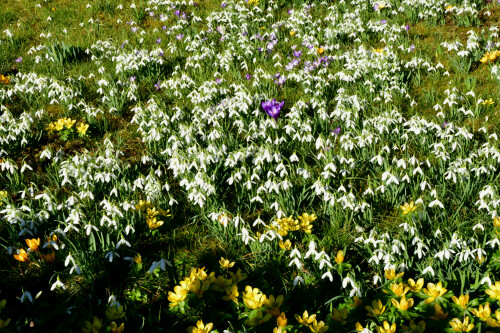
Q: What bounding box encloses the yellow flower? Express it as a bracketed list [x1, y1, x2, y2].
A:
[0, 318, 11, 328]
[373, 48, 384, 54]
[77, 122, 89, 135]
[355, 322, 365, 332]
[0, 74, 11, 85]
[445, 5, 453, 10]
[482, 99, 495, 107]
[400, 201, 417, 215]
[41, 251, 56, 263]
[219, 257, 235, 270]
[25, 238, 40, 252]
[106, 304, 125, 320]
[486, 311, 500, 327]
[265, 294, 284, 310]
[242, 286, 267, 309]
[310, 319, 329, 333]
[376, 321, 396, 333]
[279, 239, 292, 250]
[133, 253, 142, 264]
[385, 268, 404, 280]
[330, 308, 348, 325]
[493, 217, 500, 228]
[14, 249, 29, 262]
[0, 190, 8, 201]
[222, 285, 239, 303]
[82, 316, 102, 333]
[471, 302, 491, 320]
[316, 47, 324, 55]
[378, 3, 386, 9]
[211, 275, 232, 292]
[430, 302, 448, 320]
[229, 268, 247, 283]
[277, 312, 287, 327]
[110, 322, 124, 333]
[451, 294, 470, 309]
[391, 295, 414, 311]
[294, 310, 316, 326]
[245, 309, 272, 327]
[168, 282, 189, 307]
[55, 120, 64, 131]
[449, 316, 474, 332]
[402, 320, 426, 333]
[388, 282, 409, 297]
[290, 31, 296, 36]
[335, 250, 344, 264]
[248, 0, 259, 6]
[297, 213, 316, 233]
[146, 216, 164, 230]
[187, 320, 213, 333]
[423, 282, 447, 303]
[365, 299, 386, 317]
[406, 278, 424, 292]
[351, 296, 362, 308]
[485, 281, 500, 300]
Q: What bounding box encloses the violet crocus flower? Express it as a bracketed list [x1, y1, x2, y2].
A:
[129, 76, 136, 82]
[156, 38, 161, 44]
[154, 81, 161, 90]
[293, 50, 302, 58]
[215, 78, 221, 84]
[261, 99, 284, 123]
[175, 10, 180, 16]
[381, 19, 387, 24]
[176, 34, 184, 40]
[274, 73, 286, 85]
[288, 9, 292, 14]
[405, 24, 410, 31]
[331, 127, 341, 135]
[221, 3, 227, 7]
[245, 73, 252, 80]
[15, 57, 22, 63]
[131, 27, 138, 33]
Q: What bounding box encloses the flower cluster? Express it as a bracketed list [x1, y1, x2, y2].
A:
[134, 200, 171, 230]
[46, 117, 89, 140]
[0, 74, 10, 85]
[480, 50, 500, 63]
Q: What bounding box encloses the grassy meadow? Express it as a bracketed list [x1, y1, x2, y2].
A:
[1, 0, 500, 331]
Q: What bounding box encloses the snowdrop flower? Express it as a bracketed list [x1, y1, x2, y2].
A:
[51, 277, 66, 291]
[422, 266, 435, 276]
[293, 276, 304, 286]
[20, 291, 33, 303]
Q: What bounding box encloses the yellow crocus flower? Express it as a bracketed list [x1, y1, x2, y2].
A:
[451, 294, 470, 309]
[25, 238, 40, 252]
[376, 321, 396, 333]
[277, 312, 287, 327]
[365, 299, 386, 317]
[187, 320, 213, 333]
[391, 295, 414, 311]
[14, 249, 29, 262]
[168, 282, 189, 307]
[310, 319, 329, 333]
[449, 316, 474, 332]
[77, 122, 89, 135]
[471, 302, 491, 320]
[279, 239, 292, 250]
[423, 282, 447, 303]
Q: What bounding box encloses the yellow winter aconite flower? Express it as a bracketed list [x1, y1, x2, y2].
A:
[26, 238, 40, 252]
[219, 257, 235, 269]
[376, 321, 396, 333]
[402, 320, 426, 333]
[482, 99, 495, 106]
[290, 31, 296, 36]
[0, 190, 8, 204]
[0, 74, 11, 85]
[310, 319, 329, 333]
[429, 302, 449, 320]
[445, 5, 454, 10]
[229, 268, 247, 283]
[406, 278, 424, 292]
[222, 284, 239, 303]
[248, 0, 259, 6]
[388, 282, 409, 297]
[110, 322, 124, 333]
[106, 304, 125, 320]
[77, 122, 89, 135]
[385, 268, 404, 280]
[330, 307, 348, 325]
[451, 294, 470, 309]
[391, 295, 414, 311]
[373, 48, 384, 54]
[168, 281, 189, 307]
[187, 320, 213, 333]
[355, 322, 365, 332]
[335, 250, 344, 263]
[243, 286, 267, 309]
[14, 248, 29, 262]
[265, 294, 284, 312]
[316, 47, 324, 55]
[245, 309, 272, 327]
[365, 299, 386, 317]
[485, 281, 500, 300]
[449, 316, 474, 332]
[133, 253, 142, 264]
[82, 316, 102, 333]
[277, 312, 287, 327]
[297, 213, 316, 233]
[279, 239, 291, 250]
[351, 296, 362, 308]
[211, 275, 232, 292]
[423, 282, 447, 303]
[295, 310, 317, 326]
[400, 201, 417, 215]
[493, 217, 500, 228]
[471, 302, 491, 320]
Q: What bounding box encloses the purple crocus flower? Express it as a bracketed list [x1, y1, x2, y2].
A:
[215, 78, 221, 84]
[221, 3, 227, 7]
[274, 73, 286, 85]
[176, 34, 184, 40]
[154, 81, 161, 90]
[410, 44, 415, 51]
[149, 11, 155, 17]
[129, 76, 136, 82]
[441, 122, 449, 128]
[175, 10, 180, 16]
[381, 19, 387, 24]
[331, 126, 341, 135]
[261, 99, 284, 123]
[293, 50, 302, 58]
[288, 9, 292, 14]
[245, 73, 252, 80]
[131, 27, 138, 33]
[405, 24, 410, 31]
[156, 38, 161, 44]
[162, 25, 167, 30]
[374, 4, 379, 10]
[194, 2, 198, 6]
[15, 57, 22, 63]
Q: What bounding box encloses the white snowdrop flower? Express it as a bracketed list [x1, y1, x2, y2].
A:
[293, 276, 304, 286]
[486, 238, 500, 249]
[47, 16, 52, 21]
[480, 276, 492, 287]
[289, 258, 302, 269]
[373, 274, 381, 285]
[148, 261, 160, 274]
[159, 258, 172, 270]
[20, 291, 33, 303]
[105, 251, 120, 262]
[51, 277, 66, 291]
[290, 248, 302, 259]
[290, 153, 299, 162]
[70, 265, 81, 275]
[472, 223, 484, 232]
[252, 217, 265, 227]
[64, 254, 75, 267]
[415, 198, 424, 206]
[422, 266, 435, 276]
[322, 271, 333, 282]
[116, 238, 131, 249]
[428, 199, 444, 209]
[86, 3, 91, 8]
[434, 229, 442, 237]
[342, 276, 354, 289]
